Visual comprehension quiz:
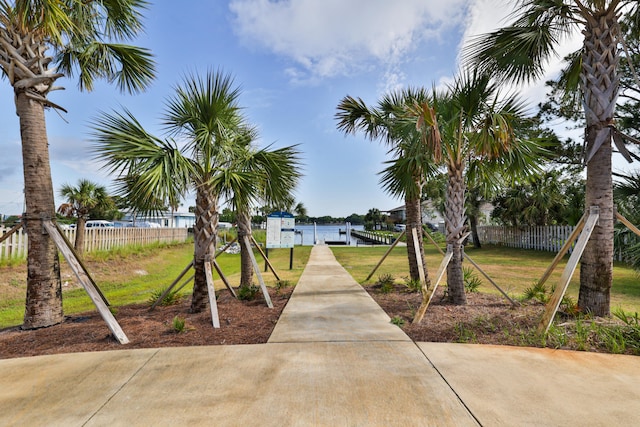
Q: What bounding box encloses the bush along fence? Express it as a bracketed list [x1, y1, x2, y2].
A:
[0, 226, 189, 261]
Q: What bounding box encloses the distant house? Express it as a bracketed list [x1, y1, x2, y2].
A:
[385, 201, 446, 226]
[120, 211, 234, 229]
[121, 211, 193, 228]
[386, 205, 406, 222]
[384, 200, 494, 232]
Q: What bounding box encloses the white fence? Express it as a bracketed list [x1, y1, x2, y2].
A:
[477, 225, 637, 263]
[0, 226, 189, 261]
[477, 225, 576, 252]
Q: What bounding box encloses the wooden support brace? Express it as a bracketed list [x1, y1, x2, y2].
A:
[538, 208, 600, 335]
[173, 275, 194, 294]
[251, 235, 281, 281]
[43, 221, 129, 344]
[150, 260, 194, 310]
[0, 221, 23, 244]
[463, 253, 517, 306]
[616, 212, 640, 238]
[243, 235, 273, 308]
[365, 230, 406, 281]
[413, 248, 453, 324]
[204, 259, 221, 328]
[411, 227, 426, 286]
[52, 222, 109, 306]
[423, 228, 445, 256]
[537, 213, 587, 289]
[212, 259, 237, 298]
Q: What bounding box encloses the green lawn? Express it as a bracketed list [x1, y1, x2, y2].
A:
[0, 242, 311, 328]
[2, 241, 638, 329]
[331, 244, 640, 314]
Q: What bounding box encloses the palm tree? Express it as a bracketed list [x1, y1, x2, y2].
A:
[294, 202, 308, 221]
[57, 179, 112, 253]
[336, 88, 436, 284]
[465, 0, 640, 316]
[0, 1, 155, 328]
[214, 130, 302, 287]
[91, 70, 302, 312]
[412, 71, 542, 304]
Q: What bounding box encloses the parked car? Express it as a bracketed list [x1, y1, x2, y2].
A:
[85, 220, 115, 228]
[394, 224, 407, 232]
[135, 221, 162, 228]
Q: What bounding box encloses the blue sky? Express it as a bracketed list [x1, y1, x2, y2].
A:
[0, 0, 594, 218]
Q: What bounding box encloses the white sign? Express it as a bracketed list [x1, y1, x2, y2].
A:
[266, 212, 295, 248]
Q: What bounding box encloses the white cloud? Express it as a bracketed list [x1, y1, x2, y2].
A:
[229, 0, 468, 86]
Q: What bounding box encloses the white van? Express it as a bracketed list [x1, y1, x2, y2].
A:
[85, 220, 115, 228]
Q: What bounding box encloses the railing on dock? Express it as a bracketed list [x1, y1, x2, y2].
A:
[350, 229, 396, 245]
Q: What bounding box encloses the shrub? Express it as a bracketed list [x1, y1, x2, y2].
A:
[522, 282, 548, 303]
[148, 288, 182, 307]
[403, 277, 422, 293]
[171, 316, 186, 333]
[463, 267, 481, 293]
[560, 295, 580, 317]
[376, 274, 395, 294]
[237, 284, 260, 301]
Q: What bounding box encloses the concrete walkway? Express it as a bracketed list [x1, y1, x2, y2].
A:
[1, 245, 639, 426]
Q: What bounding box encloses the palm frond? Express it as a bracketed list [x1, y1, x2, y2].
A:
[57, 42, 155, 93]
[163, 69, 246, 164]
[90, 108, 192, 212]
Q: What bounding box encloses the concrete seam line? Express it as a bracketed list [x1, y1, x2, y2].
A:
[82, 349, 161, 426]
[413, 342, 483, 427]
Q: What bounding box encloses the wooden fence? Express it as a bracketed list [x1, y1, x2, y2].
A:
[0, 226, 188, 261]
[477, 225, 576, 253]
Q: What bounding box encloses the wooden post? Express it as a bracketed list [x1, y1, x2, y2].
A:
[411, 227, 426, 286]
[211, 259, 237, 298]
[616, 212, 640, 238]
[538, 207, 600, 335]
[52, 222, 110, 306]
[422, 227, 445, 256]
[251, 235, 281, 281]
[204, 258, 221, 328]
[365, 230, 406, 281]
[150, 261, 194, 310]
[43, 221, 129, 344]
[463, 253, 517, 306]
[536, 213, 587, 288]
[243, 235, 273, 308]
[0, 221, 22, 245]
[173, 274, 194, 294]
[413, 248, 453, 324]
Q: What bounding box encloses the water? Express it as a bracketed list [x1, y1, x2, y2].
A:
[295, 224, 365, 246]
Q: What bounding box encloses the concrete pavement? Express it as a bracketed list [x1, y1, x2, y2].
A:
[1, 245, 639, 426]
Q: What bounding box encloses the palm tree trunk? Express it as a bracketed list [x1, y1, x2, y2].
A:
[75, 217, 86, 254]
[191, 186, 218, 313]
[578, 9, 619, 317]
[405, 195, 429, 284]
[445, 162, 467, 305]
[469, 213, 481, 249]
[17, 92, 64, 328]
[237, 210, 254, 287]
